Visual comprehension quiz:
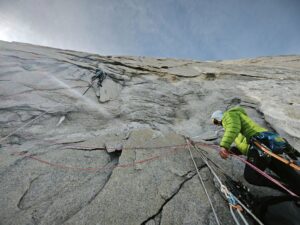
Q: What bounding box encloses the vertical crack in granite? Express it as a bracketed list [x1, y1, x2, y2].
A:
[141, 165, 207, 225]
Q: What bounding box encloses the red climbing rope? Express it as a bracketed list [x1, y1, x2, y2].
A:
[232, 154, 299, 197]
[2, 120, 299, 197]
[8, 144, 186, 173]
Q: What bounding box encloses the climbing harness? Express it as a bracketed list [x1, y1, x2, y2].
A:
[252, 139, 300, 171]
[82, 68, 107, 95]
[186, 138, 264, 225]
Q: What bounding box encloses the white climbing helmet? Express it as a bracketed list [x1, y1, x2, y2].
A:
[211, 110, 223, 123]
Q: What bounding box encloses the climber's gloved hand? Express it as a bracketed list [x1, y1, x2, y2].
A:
[219, 147, 230, 159]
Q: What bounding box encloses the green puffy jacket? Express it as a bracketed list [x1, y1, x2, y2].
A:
[220, 106, 267, 155]
[234, 133, 250, 155]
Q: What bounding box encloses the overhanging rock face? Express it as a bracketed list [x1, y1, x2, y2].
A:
[0, 40, 299, 225]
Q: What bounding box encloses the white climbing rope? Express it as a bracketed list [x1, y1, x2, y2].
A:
[233, 195, 264, 225]
[230, 206, 241, 225]
[186, 139, 258, 224]
[191, 144, 249, 225]
[0, 111, 48, 144]
[192, 144, 264, 225]
[237, 208, 249, 225]
[185, 139, 221, 225]
[222, 184, 250, 225]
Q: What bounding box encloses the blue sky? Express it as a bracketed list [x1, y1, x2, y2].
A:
[0, 0, 299, 60]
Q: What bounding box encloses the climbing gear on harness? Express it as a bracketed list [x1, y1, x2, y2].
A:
[252, 138, 300, 171]
[224, 175, 256, 210]
[82, 69, 107, 95]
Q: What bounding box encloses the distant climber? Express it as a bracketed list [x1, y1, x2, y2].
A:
[211, 106, 300, 195]
[82, 68, 107, 95]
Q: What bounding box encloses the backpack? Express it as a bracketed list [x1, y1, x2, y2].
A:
[253, 132, 287, 154]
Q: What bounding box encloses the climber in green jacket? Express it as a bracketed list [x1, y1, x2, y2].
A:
[211, 106, 300, 195]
